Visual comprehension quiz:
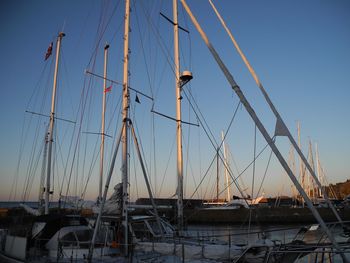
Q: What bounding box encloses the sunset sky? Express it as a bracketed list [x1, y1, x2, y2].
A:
[0, 0, 349, 202]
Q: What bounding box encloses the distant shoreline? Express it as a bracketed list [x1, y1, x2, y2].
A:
[0, 201, 58, 209]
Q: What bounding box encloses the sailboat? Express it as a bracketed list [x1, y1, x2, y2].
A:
[1, 1, 350, 262]
[178, 1, 350, 261]
[84, 0, 294, 261]
[0, 32, 121, 263]
[87, 0, 341, 262]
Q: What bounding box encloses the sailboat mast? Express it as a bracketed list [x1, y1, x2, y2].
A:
[173, 0, 184, 232]
[297, 122, 305, 207]
[216, 147, 219, 201]
[222, 131, 231, 202]
[39, 132, 48, 208]
[121, 0, 130, 255]
[288, 144, 297, 201]
[315, 143, 322, 197]
[45, 32, 65, 215]
[308, 140, 316, 200]
[98, 44, 109, 203]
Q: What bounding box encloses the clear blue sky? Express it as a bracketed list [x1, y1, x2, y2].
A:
[0, 1, 349, 201]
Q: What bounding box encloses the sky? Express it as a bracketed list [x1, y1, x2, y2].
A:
[0, 0, 349, 202]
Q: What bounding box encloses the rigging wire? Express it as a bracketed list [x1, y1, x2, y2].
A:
[79, 86, 120, 202]
[22, 119, 46, 201]
[19, 57, 55, 202]
[151, 2, 164, 102]
[82, 131, 101, 196]
[22, 136, 45, 201]
[132, 105, 156, 197]
[182, 87, 219, 149]
[183, 119, 199, 199]
[248, 124, 257, 239]
[59, 48, 76, 118]
[181, 87, 245, 200]
[158, 132, 177, 197]
[179, 5, 192, 75]
[197, 120, 203, 198]
[132, 1, 200, 202]
[62, 0, 119, 205]
[80, 64, 124, 201]
[131, 134, 140, 199]
[151, 114, 157, 197]
[133, 0, 155, 99]
[138, 0, 177, 86]
[105, 90, 123, 162]
[52, 130, 58, 201]
[179, 2, 192, 71]
[188, 153, 216, 200]
[256, 148, 274, 198]
[56, 49, 84, 202]
[133, 1, 159, 196]
[55, 51, 83, 203]
[217, 140, 273, 199]
[10, 1, 121, 204]
[9, 114, 28, 201]
[62, 72, 96, 207]
[130, 103, 146, 199]
[182, 81, 274, 209]
[25, 59, 52, 110]
[86, 0, 119, 69]
[54, 132, 63, 203]
[183, 87, 198, 199]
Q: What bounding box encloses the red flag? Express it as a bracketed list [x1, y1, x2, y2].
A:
[104, 85, 112, 93]
[45, 42, 53, 61]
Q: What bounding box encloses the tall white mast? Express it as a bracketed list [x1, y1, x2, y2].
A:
[315, 143, 322, 198]
[288, 144, 297, 200]
[121, 0, 130, 255]
[216, 147, 219, 201]
[222, 131, 231, 202]
[38, 132, 48, 211]
[297, 122, 305, 206]
[307, 140, 316, 200]
[45, 32, 65, 215]
[98, 44, 109, 203]
[173, 0, 184, 232]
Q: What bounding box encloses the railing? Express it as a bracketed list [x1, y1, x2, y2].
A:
[132, 221, 350, 263]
